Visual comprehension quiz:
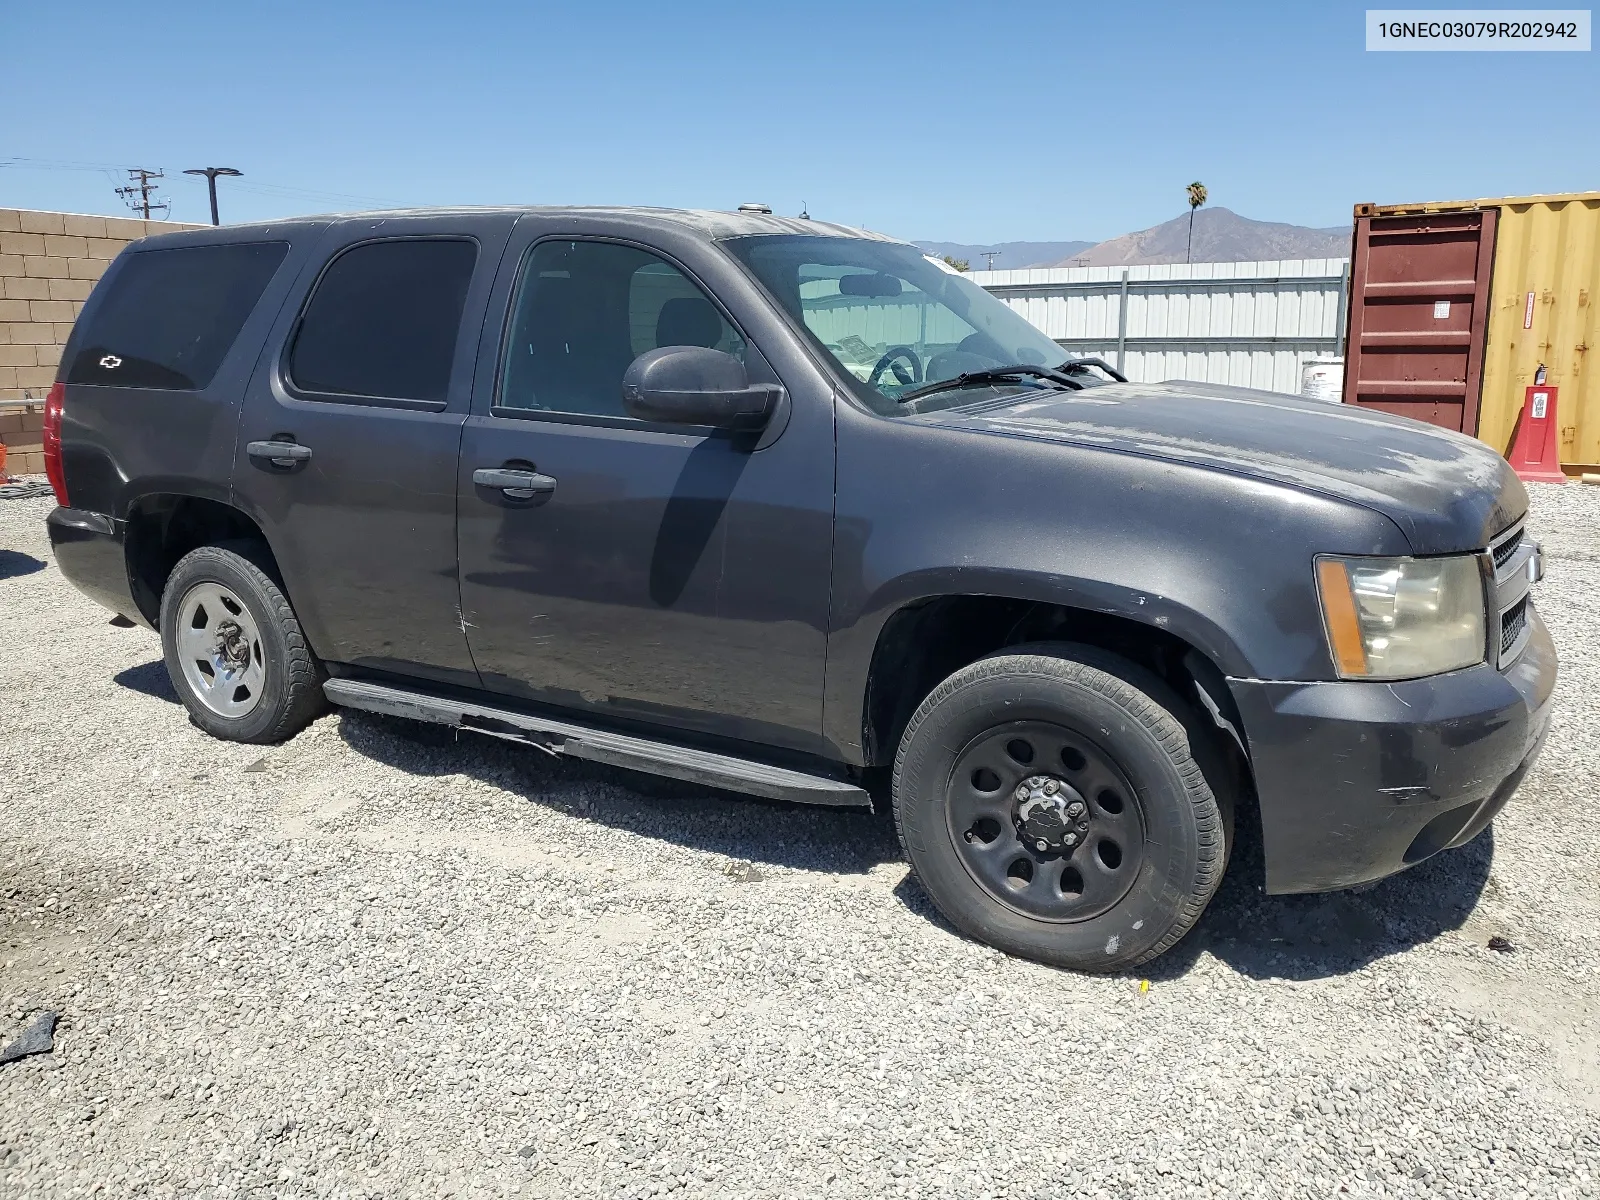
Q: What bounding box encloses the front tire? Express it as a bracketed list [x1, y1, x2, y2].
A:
[892, 644, 1227, 972]
[160, 544, 326, 744]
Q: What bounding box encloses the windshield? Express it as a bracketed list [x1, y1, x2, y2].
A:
[722, 235, 1074, 414]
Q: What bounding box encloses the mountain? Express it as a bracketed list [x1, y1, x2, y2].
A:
[913, 240, 1095, 271]
[914, 210, 1352, 270]
[1053, 208, 1350, 267]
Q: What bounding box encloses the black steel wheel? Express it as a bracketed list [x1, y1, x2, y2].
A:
[893, 643, 1228, 973]
[947, 721, 1146, 923]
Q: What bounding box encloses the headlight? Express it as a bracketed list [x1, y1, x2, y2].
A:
[1315, 555, 1486, 680]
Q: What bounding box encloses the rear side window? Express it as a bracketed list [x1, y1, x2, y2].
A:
[288, 238, 477, 403]
[67, 242, 288, 390]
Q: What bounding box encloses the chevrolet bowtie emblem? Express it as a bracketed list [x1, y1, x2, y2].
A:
[99, 354, 123, 369]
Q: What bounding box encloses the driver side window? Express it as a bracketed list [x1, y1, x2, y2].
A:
[500, 240, 744, 417]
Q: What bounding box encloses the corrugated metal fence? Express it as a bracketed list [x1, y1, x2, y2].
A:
[972, 259, 1351, 395]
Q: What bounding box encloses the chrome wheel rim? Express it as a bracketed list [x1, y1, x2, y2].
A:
[946, 720, 1146, 923]
[175, 581, 266, 719]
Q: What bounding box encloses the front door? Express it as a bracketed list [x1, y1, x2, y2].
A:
[232, 214, 514, 688]
[455, 225, 835, 753]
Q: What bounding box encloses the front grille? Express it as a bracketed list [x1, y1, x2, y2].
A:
[1500, 596, 1529, 657]
[1489, 519, 1535, 669]
[1492, 525, 1524, 571]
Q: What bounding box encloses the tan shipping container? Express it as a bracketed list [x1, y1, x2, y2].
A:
[1345, 191, 1600, 471]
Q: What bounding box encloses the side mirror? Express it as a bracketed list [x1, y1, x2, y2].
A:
[621, 346, 780, 430]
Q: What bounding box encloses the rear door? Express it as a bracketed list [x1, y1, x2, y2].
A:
[231, 213, 514, 689]
[56, 234, 310, 521]
[454, 217, 837, 753]
[1343, 207, 1498, 434]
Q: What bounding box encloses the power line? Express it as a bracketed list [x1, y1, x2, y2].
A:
[0, 156, 128, 172]
[0, 157, 127, 199]
[115, 168, 169, 220]
[224, 180, 402, 206]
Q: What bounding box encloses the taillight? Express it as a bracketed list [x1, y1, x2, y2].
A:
[43, 380, 68, 507]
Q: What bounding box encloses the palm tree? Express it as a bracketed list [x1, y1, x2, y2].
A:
[1186, 181, 1207, 264]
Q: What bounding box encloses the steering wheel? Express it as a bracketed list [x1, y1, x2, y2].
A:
[868, 345, 923, 389]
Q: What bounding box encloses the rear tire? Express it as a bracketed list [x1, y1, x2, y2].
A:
[892, 643, 1228, 973]
[160, 544, 326, 744]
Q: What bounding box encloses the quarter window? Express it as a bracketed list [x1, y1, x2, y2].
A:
[289, 239, 477, 403]
[67, 242, 288, 390]
[500, 240, 743, 417]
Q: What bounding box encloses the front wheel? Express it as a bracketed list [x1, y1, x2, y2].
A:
[160, 544, 327, 744]
[892, 644, 1228, 972]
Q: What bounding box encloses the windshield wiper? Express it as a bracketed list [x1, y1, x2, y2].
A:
[897, 363, 1084, 404]
[1057, 356, 1128, 383]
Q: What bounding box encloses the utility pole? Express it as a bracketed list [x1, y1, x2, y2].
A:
[115, 168, 169, 220]
[982, 250, 1001, 270]
[184, 167, 243, 225]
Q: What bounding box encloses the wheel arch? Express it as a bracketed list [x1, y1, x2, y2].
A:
[852, 591, 1258, 881]
[856, 588, 1249, 769]
[124, 492, 284, 626]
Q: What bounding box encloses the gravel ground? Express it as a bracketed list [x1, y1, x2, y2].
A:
[2, 481, 1599, 1200]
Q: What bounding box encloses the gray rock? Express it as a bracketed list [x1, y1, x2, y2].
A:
[0, 1012, 57, 1065]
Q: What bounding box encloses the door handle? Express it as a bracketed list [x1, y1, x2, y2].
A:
[247, 440, 313, 469]
[473, 467, 557, 500]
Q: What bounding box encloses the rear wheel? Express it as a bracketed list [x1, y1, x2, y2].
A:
[892, 644, 1228, 972]
[160, 544, 326, 744]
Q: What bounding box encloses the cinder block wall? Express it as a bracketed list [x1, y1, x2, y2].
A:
[0, 208, 203, 475]
[0, 401, 46, 476]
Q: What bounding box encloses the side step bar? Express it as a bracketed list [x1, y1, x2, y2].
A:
[323, 678, 872, 810]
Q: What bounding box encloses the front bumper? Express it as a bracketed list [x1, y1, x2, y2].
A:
[46, 505, 146, 626]
[1228, 609, 1557, 894]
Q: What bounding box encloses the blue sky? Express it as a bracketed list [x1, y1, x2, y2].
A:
[3, 1, 1595, 242]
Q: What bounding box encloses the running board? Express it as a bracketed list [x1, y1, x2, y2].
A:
[323, 678, 872, 809]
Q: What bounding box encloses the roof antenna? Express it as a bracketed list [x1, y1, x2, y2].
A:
[798, 202, 810, 220]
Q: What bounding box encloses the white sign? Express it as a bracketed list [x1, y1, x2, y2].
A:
[1525, 291, 1537, 328]
[1367, 10, 1591, 51]
[1532, 391, 1549, 420]
[1433, 300, 1451, 319]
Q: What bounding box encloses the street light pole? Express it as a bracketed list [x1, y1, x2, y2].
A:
[183, 167, 242, 225]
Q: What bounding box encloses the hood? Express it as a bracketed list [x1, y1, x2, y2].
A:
[925, 380, 1526, 553]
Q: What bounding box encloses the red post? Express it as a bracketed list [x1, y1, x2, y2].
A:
[1507, 385, 1566, 485]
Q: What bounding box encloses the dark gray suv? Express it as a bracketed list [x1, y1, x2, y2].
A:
[42, 206, 1555, 972]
